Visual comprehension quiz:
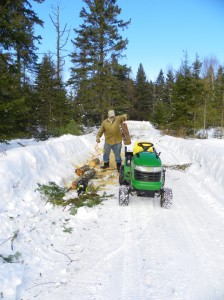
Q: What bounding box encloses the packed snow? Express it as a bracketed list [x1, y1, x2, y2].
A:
[0, 121, 224, 300]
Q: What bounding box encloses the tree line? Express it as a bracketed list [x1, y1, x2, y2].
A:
[1, 0, 223, 141]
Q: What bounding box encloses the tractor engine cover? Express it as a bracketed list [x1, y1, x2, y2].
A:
[131, 151, 163, 191]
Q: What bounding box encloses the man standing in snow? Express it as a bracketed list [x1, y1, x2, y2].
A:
[96, 110, 127, 171]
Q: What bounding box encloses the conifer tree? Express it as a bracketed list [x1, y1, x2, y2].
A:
[153, 69, 174, 129]
[214, 66, 224, 137]
[0, 0, 44, 139]
[134, 63, 153, 120]
[170, 53, 203, 135]
[201, 58, 218, 132]
[155, 69, 166, 103]
[191, 55, 205, 135]
[0, 0, 44, 79]
[69, 0, 130, 122]
[164, 68, 175, 104]
[34, 54, 72, 135]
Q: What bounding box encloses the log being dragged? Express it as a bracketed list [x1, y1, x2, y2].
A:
[89, 158, 100, 168]
[71, 168, 96, 190]
[75, 164, 90, 176]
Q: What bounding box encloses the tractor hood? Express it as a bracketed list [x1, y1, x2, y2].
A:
[133, 152, 161, 167]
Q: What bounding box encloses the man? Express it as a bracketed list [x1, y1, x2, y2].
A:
[96, 110, 127, 171]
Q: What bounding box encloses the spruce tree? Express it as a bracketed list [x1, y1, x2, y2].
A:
[214, 66, 224, 136]
[153, 69, 174, 129]
[69, 0, 130, 123]
[201, 60, 217, 133]
[164, 68, 175, 104]
[191, 55, 205, 135]
[171, 53, 202, 135]
[0, 0, 44, 139]
[34, 54, 72, 135]
[0, 0, 44, 77]
[134, 63, 153, 120]
[155, 69, 166, 103]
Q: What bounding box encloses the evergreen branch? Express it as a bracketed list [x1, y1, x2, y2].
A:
[0, 251, 21, 263]
[0, 230, 20, 250]
[11, 230, 19, 250]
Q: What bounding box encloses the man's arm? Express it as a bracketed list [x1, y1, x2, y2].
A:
[117, 114, 128, 123]
[96, 123, 104, 143]
[122, 114, 128, 121]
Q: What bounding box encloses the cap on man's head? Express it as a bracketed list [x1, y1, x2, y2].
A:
[108, 110, 115, 118]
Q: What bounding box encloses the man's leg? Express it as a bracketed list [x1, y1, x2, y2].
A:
[111, 142, 122, 163]
[102, 143, 112, 168]
[112, 143, 122, 171]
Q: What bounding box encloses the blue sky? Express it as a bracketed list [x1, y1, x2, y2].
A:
[33, 0, 224, 81]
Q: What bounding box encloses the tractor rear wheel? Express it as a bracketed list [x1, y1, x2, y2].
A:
[119, 185, 129, 206]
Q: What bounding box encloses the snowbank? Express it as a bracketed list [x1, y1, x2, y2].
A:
[0, 121, 224, 300]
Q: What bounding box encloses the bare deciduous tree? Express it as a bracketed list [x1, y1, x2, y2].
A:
[49, 3, 70, 82]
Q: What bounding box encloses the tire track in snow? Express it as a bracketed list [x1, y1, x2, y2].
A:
[168, 169, 224, 298]
[119, 196, 159, 300]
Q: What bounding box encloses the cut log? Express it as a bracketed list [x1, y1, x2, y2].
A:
[71, 169, 96, 190]
[89, 158, 100, 168]
[120, 122, 131, 145]
[75, 164, 90, 176]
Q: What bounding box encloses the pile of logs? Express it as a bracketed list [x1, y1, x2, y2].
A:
[71, 158, 100, 190]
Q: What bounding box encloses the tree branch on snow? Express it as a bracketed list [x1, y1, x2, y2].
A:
[53, 248, 77, 263]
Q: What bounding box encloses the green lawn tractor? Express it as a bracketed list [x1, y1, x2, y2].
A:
[119, 141, 172, 208]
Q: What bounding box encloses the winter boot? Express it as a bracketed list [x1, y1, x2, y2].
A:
[117, 162, 121, 172]
[100, 162, 109, 169]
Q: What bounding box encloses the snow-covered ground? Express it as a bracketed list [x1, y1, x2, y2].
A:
[1, 121, 224, 300]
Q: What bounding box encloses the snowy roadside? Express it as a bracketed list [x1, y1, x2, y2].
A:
[0, 121, 224, 300]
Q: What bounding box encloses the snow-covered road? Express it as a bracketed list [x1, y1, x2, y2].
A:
[1, 121, 224, 300]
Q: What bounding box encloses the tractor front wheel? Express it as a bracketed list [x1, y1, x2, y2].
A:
[119, 185, 129, 206]
[160, 187, 173, 208]
[119, 165, 129, 185]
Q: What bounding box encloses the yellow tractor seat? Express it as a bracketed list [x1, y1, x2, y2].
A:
[133, 141, 154, 155]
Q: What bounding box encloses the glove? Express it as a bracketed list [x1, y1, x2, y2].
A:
[123, 114, 128, 121]
[96, 137, 100, 143]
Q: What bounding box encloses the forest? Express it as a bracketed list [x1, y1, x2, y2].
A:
[1, 0, 224, 141]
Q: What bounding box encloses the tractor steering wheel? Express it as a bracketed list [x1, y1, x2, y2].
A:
[137, 142, 154, 152]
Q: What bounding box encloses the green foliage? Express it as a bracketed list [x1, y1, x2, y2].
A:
[133, 63, 154, 120]
[0, 252, 22, 263]
[37, 181, 113, 216]
[69, 0, 131, 122]
[153, 101, 172, 128]
[52, 120, 84, 136]
[36, 182, 68, 205]
[1, 3, 224, 137]
[11, 230, 19, 251]
[34, 119, 84, 140]
[34, 54, 75, 135]
[0, 0, 44, 139]
[63, 226, 73, 234]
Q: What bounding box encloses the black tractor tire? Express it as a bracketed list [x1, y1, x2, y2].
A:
[119, 185, 129, 206]
[119, 165, 129, 185]
[160, 187, 173, 209]
[161, 169, 166, 188]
